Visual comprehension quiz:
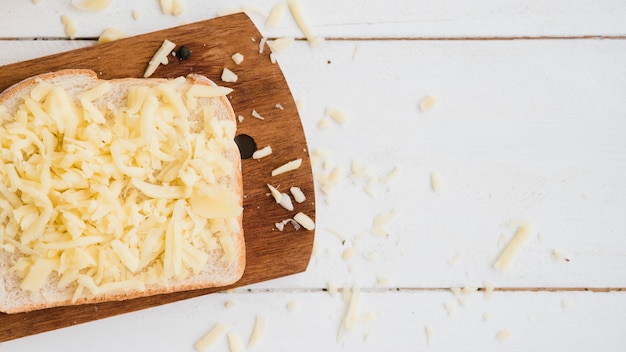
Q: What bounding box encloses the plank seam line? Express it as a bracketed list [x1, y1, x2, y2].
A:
[1, 35, 626, 41]
[224, 287, 626, 294]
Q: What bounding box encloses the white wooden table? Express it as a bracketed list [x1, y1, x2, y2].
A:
[2, 1, 626, 350]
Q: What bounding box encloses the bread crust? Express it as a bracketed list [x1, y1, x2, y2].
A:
[0, 69, 245, 313]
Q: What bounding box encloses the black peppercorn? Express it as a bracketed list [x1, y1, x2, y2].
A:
[176, 45, 191, 60]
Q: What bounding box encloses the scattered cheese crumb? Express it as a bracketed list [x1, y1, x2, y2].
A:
[325, 107, 348, 125]
[269, 53, 277, 64]
[287, 0, 324, 46]
[97, 27, 128, 44]
[224, 300, 235, 309]
[447, 251, 462, 266]
[251, 109, 265, 120]
[287, 300, 300, 311]
[552, 249, 568, 261]
[195, 323, 229, 352]
[221, 68, 238, 83]
[231, 53, 244, 65]
[72, 0, 112, 11]
[483, 280, 495, 300]
[496, 329, 511, 341]
[227, 331, 245, 352]
[483, 312, 493, 321]
[247, 316, 266, 349]
[376, 277, 390, 286]
[363, 333, 374, 343]
[342, 247, 355, 261]
[295, 99, 305, 110]
[269, 37, 295, 53]
[132, 9, 141, 20]
[419, 95, 438, 112]
[252, 145, 272, 159]
[450, 287, 462, 296]
[237, 115, 244, 123]
[61, 15, 77, 39]
[293, 212, 315, 230]
[461, 286, 478, 295]
[266, 2, 287, 27]
[379, 166, 400, 184]
[457, 297, 468, 307]
[171, 0, 184, 16]
[290, 187, 306, 203]
[372, 209, 399, 235]
[318, 116, 332, 129]
[425, 325, 433, 345]
[353, 43, 362, 61]
[271, 159, 303, 176]
[444, 302, 456, 316]
[159, 0, 173, 14]
[327, 281, 338, 297]
[561, 298, 570, 309]
[259, 37, 267, 54]
[275, 103, 284, 110]
[494, 224, 531, 270]
[143, 39, 176, 77]
[431, 172, 444, 192]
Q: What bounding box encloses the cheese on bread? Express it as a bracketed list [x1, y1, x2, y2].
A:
[0, 69, 244, 313]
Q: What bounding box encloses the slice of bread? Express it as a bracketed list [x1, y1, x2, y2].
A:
[0, 69, 244, 313]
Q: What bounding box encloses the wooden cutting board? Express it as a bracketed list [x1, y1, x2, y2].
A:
[0, 13, 315, 342]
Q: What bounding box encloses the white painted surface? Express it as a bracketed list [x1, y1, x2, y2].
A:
[1, 1, 625, 351]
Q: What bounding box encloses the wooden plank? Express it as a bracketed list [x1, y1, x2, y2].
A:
[2, 0, 626, 39]
[0, 13, 315, 341]
[253, 39, 626, 289]
[1, 39, 625, 289]
[3, 289, 626, 351]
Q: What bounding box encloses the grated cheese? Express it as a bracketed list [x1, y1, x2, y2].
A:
[269, 37, 295, 53]
[287, 300, 300, 311]
[271, 158, 302, 176]
[496, 329, 511, 341]
[143, 39, 176, 77]
[221, 68, 238, 83]
[289, 186, 306, 203]
[61, 15, 77, 39]
[195, 323, 229, 352]
[327, 281, 338, 297]
[372, 209, 399, 235]
[252, 145, 272, 159]
[247, 315, 266, 349]
[419, 95, 438, 112]
[483, 312, 493, 321]
[379, 165, 400, 184]
[71, 0, 112, 11]
[231, 53, 244, 65]
[287, 0, 324, 46]
[251, 109, 265, 120]
[325, 107, 348, 125]
[444, 302, 456, 316]
[483, 280, 495, 300]
[132, 9, 141, 20]
[342, 247, 355, 261]
[0, 77, 241, 296]
[227, 331, 245, 352]
[171, 0, 184, 16]
[159, 0, 173, 14]
[259, 38, 267, 54]
[425, 325, 433, 345]
[293, 212, 315, 230]
[275, 103, 284, 110]
[97, 27, 128, 44]
[224, 300, 235, 309]
[494, 224, 531, 270]
[431, 172, 444, 192]
[266, 2, 287, 27]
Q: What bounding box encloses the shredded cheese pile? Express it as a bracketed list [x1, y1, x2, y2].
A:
[0, 76, 241, 299]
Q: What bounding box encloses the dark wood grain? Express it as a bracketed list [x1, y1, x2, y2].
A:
[0, 13, 315, 342]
